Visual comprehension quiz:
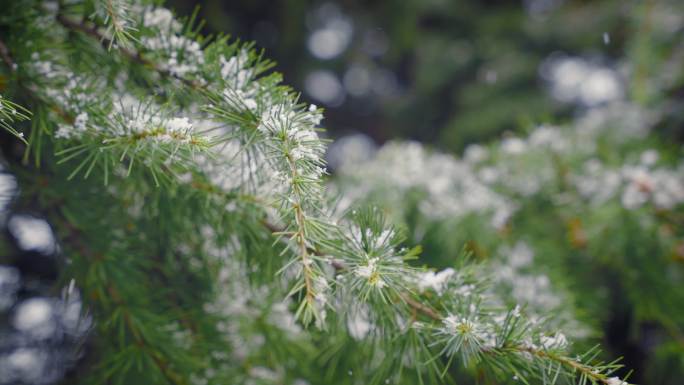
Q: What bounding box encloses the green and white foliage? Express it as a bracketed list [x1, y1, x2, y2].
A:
[335, 101, 684, 382]
[0, 1, 635, 384]
[0, 94, 31, 143]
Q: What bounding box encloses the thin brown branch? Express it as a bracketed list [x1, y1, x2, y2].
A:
[517, 346, 614, 385]
[55, 14, 201, 89]
[104, 0, 125, 48]
[399, 292, 441, 321]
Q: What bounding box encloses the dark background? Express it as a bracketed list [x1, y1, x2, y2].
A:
[166, 0, 684, 153]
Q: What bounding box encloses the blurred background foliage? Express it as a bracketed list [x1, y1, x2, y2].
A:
[168, 0, 684, 151]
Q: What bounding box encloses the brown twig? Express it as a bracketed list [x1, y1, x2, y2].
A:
[55, 14, 201, 89]
[398, 292, 441, 321]
[517, 346, 615, 385]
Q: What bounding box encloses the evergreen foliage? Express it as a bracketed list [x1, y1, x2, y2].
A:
[1, 1, 673, 384]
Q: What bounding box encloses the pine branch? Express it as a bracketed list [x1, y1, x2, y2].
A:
[107, 285, 188, 385]
[285, 154, 318, 320]
[55, 14, 201, 89]
[47, 206, 188, 385]
[102, 0, 132, 49]
[518, 347, 615, 385]
[56, 13, 136, 57]
[264, 218, 439, 317]
[259, 217, 620, 384]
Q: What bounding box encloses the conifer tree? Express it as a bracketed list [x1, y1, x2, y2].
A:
[0, 1, 635, 384]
